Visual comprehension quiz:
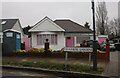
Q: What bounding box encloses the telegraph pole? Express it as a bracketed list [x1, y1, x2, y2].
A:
[91, 0, 97, 70]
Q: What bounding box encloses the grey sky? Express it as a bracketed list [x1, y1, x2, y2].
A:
[2, 2, 118, 29]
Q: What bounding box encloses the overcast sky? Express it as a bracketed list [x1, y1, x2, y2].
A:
[1, 1, 119, 29]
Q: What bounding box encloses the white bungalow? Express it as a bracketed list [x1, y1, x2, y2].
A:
[29, 16, 93, 51]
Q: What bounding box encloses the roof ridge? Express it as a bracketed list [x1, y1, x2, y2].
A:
[0, 19, 19, 20]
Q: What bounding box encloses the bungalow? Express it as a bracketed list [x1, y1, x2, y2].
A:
[0, 19, 24, 53]
[29, 17, 93, 51]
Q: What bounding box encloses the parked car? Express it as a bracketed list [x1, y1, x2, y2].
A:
[113, 39, 120, 51]
[86, 40, 101, 50]
[101, 40, 115, 51]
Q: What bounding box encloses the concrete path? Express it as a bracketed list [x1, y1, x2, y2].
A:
[102, 51, 119, 78]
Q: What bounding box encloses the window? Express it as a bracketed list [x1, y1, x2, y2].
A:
[67, 37, 71, 39]
[113, 40, 118, 43]
[16, 34, 20, 39]
[51, 34, 57, 44]
[37, 34, 57, 45]
[0, 35, 3, 43]
[6, 32, 13, 37]
[1, 21, 6, 25]
[76, 36, 90, 44]
[39, 35, 43, 45]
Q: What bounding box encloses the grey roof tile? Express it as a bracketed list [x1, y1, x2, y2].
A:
[0, 19, 18, 31]
[54, 20, 93, 33]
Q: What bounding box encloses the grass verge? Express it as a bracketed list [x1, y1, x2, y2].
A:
[2, 61, 104, 74]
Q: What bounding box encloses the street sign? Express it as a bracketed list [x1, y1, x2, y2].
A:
[64, 47, 93, 70]
[64, 47, 93, 52]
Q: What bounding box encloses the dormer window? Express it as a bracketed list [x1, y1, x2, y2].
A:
[1, 21, 6, 25]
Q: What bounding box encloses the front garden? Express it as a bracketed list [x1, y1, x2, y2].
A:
[2, 48, 108, 74]
[3, 59, 104, 74]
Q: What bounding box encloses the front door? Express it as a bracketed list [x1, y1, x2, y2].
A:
[16, 33, 21, 50]
[66, 37, 74, 47]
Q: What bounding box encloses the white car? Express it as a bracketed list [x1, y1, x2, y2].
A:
[101, 40, 115, 51]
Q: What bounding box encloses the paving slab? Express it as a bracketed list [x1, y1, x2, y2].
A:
[102, 51, 119, 78]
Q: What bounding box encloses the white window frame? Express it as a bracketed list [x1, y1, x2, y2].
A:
[0, 32, 3, 43]
[37, 34, 57, 45]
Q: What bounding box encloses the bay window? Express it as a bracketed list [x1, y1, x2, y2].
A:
[37, 34, 57, 45]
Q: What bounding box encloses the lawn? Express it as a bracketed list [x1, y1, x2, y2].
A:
[2, 56, 105, 74]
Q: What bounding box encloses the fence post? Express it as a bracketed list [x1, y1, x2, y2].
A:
[65, 51, 68, 70]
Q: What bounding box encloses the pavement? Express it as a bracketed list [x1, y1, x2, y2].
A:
[2, 67, 62, 78]
[2, 65, 109, 78]
[102, 51, 120, 78]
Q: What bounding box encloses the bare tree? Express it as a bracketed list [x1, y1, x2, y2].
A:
[96, 1, 108, 35]
[109, 18, 120, 36]
[84, 22, 90, 29]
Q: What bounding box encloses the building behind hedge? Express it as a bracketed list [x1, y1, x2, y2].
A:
[0, 19, 24, 53]
[29, 17, 93, 51]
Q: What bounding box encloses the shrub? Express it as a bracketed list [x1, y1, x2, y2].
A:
[27, 48, 52, 53]
[27, 48, 40, 53]
[16, 50, 26, 53]
[60, 48, 64, 53]
[38, 48, 45, 53]
[48, 48, 52, 52]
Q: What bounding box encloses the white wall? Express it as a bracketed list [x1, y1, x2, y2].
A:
[31, 31, 65, 51]
[12, 20, 24, 43]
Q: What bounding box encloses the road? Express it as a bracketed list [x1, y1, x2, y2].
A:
[2, 68, 62, 78]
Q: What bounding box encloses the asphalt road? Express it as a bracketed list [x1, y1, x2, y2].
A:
[2, 68, 62, 78]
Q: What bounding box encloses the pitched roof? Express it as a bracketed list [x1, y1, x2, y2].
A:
[29, 17, 65, 32]
[0, 19, 18, 32]
[54, 20, 93, 33]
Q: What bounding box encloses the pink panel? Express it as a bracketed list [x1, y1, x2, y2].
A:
[24, 35, 30, 50]
[66, 37, 74, 47]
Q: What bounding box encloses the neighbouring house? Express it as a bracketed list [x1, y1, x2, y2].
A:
[23, 26, 32, 50]
[29, 17, 93, 51]
[0, 19, 24, 53]
[98, 35, 108, 45]
[24, 35, 30, 50]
